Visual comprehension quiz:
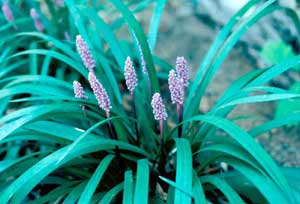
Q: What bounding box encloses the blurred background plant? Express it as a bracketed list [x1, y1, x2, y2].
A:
[0, 0, 300, 204]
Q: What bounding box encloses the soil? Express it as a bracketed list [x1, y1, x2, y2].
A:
[136, 1, 300, 167]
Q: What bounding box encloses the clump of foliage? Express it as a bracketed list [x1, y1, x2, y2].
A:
[1, 0, 300, 204]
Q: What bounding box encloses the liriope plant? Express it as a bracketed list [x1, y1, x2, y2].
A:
[0, 0, 300, 204]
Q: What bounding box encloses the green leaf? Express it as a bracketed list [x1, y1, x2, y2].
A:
[185, 0, 277, 119]
[192, 171, 206, 204]
[15, 32, 78, 59]
[78, 155, 115, 204]
[0, 139, 147, 203]
[80, 8, 126, 69]
[201, 175, 245, 204]
[0, 103, 92, 142]
[133, 159, 149, 204]
[63, 181, 88, 204]
[110, 0, 160, 93]
[185, 0, 261, 118]
[147, 0, 166, 52]
[29, 43, 38, 75]
[219, 93, 300, 109]
[249, 112, 300, 137]
[159, 176, 193, 197]
[281, 168, 300, 202]
[7, 49, 87, 76]
[26, 182, 76, 204]
[174, 138, 192, 204]
[65, 2, 122, 105]
[197, 141, 261, 174]
[98, 183, 123, 204]
[183, 115, 295, 203]
[123, 170, 133, 204]
[57, 116, 123, 164]
[221, 157, 290, 204]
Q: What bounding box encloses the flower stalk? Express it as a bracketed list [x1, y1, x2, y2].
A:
[124, 56, 140, 145]
[88, 72, 121, 159]
[175, 56, 189, 137]
[168, 69, 184, 138]
[151, 93, 167, 173]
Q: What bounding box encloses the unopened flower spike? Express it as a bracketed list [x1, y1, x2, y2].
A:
[73, 81, 88, 100]
[73, 81, 88, 116]
[88, 72, 111, 113]
[30, 8, 44, 32]
[64, 32, 70, 41]
[138, 44, 147, 76]
[76, 35, 95, 72]
[151, 93, 167, 121]
[55, 0, 64, 7]
[2, 3, 14, 23]
[124, 56, 138, 95]
[168, 69, 183, 105]
[176, 56, 189, 87]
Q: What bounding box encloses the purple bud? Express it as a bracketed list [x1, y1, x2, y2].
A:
[30, 8, 44, 32]
[64, 31, 70, 41]
[30, 8, 38, 18]
[138, 44, 147, 75]
[76, 35, 95, 72]
[168, 70, 183, 105]
[73, 81, 88, 100]
[133, 33, 148, 75]
[151, 93, 167, 121]
[88, 72, 111, 113]
[176, 56, 189, 87]
[55, 0, 64, 7]
[2, 4, 14, 23]
[124, 56, 137, 95]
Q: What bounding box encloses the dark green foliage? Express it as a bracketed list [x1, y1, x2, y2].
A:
[0, 0, 300, 204]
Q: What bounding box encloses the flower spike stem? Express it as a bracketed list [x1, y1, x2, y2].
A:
[177, 104, 183, 138]
[132, 93, 140, 146]
[159, 119, 164, 143]
[151, 93, 167, 174]
[106, 112, 122, 163]
[158, 119, 166, 176]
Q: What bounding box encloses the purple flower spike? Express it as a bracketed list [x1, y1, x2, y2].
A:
[76, 35, 95, 72]
[73, 81, 88, 100]
[151, 93, 167, 121]
[30, 8, 44, 32]
[2, 4, 14, 23]
[88, 72, 111, 113]
[176, 56, 189, 87]
[168, 70, 183, 105]
[124, 56, 137, 95]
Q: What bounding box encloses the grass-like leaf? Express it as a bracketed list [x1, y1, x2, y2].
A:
[133, 159, 149, 204]
[174, 138, 193, 204]
[78, 155, 115, 204]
